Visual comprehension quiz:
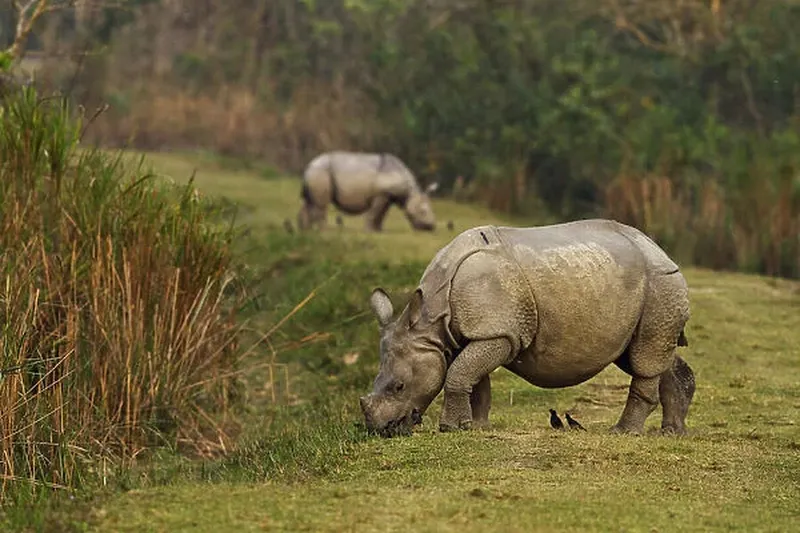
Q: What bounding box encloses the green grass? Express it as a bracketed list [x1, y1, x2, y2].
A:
[133, 150, 532, 264]
[6, 149, 799, 532]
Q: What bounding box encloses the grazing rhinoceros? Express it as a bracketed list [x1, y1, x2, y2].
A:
[359, 219, 695, 438]
[297, 151, 439, 232]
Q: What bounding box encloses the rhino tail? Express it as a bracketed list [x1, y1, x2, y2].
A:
[677, 328, 688, 347]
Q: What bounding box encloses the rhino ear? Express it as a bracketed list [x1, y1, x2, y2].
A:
[407, 288, 423, 329]
[370, 288, 394, 327]
[425, 182, 439, 195]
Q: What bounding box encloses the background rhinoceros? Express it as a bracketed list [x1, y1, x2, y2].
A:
[360, 219, 695, 438]
[297, 151, 439, 232]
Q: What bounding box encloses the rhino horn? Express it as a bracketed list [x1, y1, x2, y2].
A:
[370, 288, 394, 327]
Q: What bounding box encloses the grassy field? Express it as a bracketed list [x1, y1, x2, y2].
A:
[11, 150, 799, 532]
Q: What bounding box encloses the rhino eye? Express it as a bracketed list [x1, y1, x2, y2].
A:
[393, 381, 405, 393]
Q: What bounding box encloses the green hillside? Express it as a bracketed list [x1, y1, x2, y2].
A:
[4, 150, 797, 532]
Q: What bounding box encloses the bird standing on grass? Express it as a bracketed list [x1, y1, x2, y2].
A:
[549, 408, 565, 430]
[336, 215, 344, 229]
[565, 412, 586, 431]
[283, 218, 294, 234]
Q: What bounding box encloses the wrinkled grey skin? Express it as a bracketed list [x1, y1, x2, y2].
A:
[297, 151, 438, 232]
[360, 219, 695, 438]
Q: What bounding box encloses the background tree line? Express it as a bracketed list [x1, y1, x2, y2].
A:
[3, 0, 799, 278]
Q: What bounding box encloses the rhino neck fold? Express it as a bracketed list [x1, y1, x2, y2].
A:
[417, 225, 506, 364]
[419, 314, 460, 369]
[392, 194, 409, 208]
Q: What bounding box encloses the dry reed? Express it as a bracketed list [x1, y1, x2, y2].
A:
[0, 87, 245, 498]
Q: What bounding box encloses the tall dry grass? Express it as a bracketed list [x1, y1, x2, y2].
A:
[0, 87, 244, 498]
[605, 173, 800, 278]
[76, 79, 382, 173]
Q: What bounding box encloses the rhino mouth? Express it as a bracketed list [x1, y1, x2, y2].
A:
[375, 408, 423, 438]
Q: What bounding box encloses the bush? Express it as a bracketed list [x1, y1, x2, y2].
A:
[0, 88, 245, 498]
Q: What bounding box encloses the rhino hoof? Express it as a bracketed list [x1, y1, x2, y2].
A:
[472, 419, 491, 430]
[439, 420, 472, 432]
[608, 424, 643, 436]
[660, 425, 688, 437]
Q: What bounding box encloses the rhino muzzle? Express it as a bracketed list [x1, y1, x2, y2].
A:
[406, 217, 435, 232]
[359, 395, 422, 438]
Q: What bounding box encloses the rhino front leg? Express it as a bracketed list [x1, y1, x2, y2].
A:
[470, 374, 492, 429]
[440, 338, 511, 432]
[364, 195, 391, 232]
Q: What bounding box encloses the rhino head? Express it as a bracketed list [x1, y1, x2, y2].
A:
[359, 287, 447, 437]
[403, 182, 439, 231]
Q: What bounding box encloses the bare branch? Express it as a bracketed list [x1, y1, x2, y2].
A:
[602, 0, 727, 57]
[611, 8, 671, 53]
[3, 0, 126, 65]
[6, 0, 57, 63]
[739, 69, 765, 137]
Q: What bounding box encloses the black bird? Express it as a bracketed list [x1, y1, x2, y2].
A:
[565, 412, 586, 431]
[336, 215, 344, 229]
[549, 409, 565, 430]
[446, 220, 454, 231]
[283, 218, 294, 234]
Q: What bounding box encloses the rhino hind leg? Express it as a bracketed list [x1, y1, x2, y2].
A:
[297, 204, 311, 231]
[611, 272, 690, 435]
[658, 355, 695, 435]
[297, 199, 328, 231]
[305, 204, 327, 231]
[610, 374, 660, 435]
[298, 182, 316, 231]
[469, 374, 492, 429]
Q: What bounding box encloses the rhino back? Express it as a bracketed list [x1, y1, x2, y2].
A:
[497, 219, 677, 276]
[496, 220, 651, 386]
[325, 152, 384, 212]
[323, 152, 418, 210]
[611, 222, 680, 275]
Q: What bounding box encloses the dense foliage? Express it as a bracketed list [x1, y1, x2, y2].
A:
[4, 0, 800, 276]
